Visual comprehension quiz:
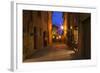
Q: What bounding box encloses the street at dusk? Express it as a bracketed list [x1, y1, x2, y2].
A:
[23, 10, 91, 62]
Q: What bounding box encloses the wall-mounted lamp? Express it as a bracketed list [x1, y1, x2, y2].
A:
[70, 26, 72, 29]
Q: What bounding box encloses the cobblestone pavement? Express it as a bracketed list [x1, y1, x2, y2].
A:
[24, 43, 76, 62]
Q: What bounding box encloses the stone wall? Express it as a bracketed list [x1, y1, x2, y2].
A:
[23, 10, 49, 60]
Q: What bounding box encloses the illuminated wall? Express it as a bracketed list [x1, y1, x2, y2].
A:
[23, 10, 49, 60]
[48, 12, 52, 46]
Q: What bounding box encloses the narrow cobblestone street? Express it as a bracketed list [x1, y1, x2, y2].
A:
[24, 44, 76, 62]
[23, 11, 91, 62]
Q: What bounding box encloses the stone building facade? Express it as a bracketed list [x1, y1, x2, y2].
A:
[23, 10, 50, 60]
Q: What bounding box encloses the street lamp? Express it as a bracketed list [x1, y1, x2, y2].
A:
[70, 26, 72, 29]
[60, 25, 63, 30]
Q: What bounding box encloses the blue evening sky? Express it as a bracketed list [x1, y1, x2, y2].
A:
[52, 11, 63, 27]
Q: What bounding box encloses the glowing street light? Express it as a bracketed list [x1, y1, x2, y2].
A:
[56, 37, 59, 39]
[70, 26, 72, 29]
[52, 35, 55, 39]
[58, 35, 61, 39]
[61, 25, 63, 30]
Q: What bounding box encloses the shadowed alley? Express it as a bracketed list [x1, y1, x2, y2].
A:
[24, 44, 76, 62]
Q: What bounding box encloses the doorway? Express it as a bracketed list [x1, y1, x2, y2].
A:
[82, 16, 91, 59]
[34, 26, 37, 49]
[43, 31, 47, 47]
